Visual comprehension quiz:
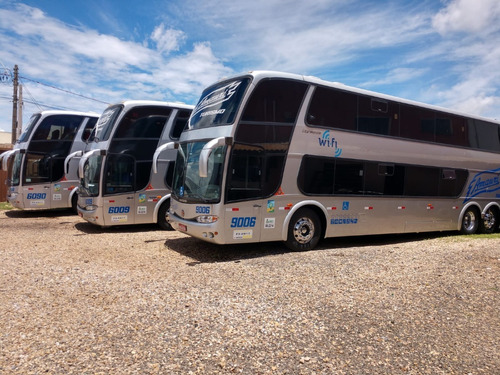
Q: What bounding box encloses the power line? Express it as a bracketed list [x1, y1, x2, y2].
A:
[19, 75, 110, 105]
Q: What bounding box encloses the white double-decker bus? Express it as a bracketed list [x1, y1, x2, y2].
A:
[77, 100, 193, 229]
[1, 110, 98, 211]
[168, 71, 500, 250]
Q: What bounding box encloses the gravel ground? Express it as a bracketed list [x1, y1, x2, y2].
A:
[0, 208, 499, 375]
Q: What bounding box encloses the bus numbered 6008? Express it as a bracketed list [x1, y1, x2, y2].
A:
[1, 110, 98, 211]
[77, 100, 193, 229]
[167, 71, 500, 250]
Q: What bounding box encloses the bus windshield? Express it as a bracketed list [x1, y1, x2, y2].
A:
[18, 113, 41, 143]
[80, 153, 102, 197]
[7, 152, 22, 186]
[189, 78, 250, 130]
[172, 141, 226, 203]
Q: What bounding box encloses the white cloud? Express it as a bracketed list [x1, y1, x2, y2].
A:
[151, 24, 186, 55]
[433, 0, 500, 35]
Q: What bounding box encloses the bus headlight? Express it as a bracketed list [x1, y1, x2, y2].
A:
[196, 215, 218, 223]
[85, 204, 98, 211]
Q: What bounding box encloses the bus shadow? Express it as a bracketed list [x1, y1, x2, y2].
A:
[5, 208, 76, 219]
[164, 231, 456, 264]
[74, 221, 163, 234]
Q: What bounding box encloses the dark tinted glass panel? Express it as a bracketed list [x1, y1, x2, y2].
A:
[298, 156, 466, 197]
[473, 120, 500, 152]
[334, 159, 364, 195]
[404, 166, 439, 196]
[170, 110, 192, 139]
[438, 169, 468, 197]
[82, 117, 98, 142]
[364, 162, 405, 195]
[357, 96, 399, 136]
[400, 104, 436, 142]
[227, 145, 264, 201]
[226, 143, 287, 202]
[307, 86, 357, 130]
[241, 79, 307, 123]
[297, 155, 335, 195]
[434, 113, 467, 146]
[104, 154, 135, 194]
[114, 106, 171, 139]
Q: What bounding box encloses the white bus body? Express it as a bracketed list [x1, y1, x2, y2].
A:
[77, 100, 193, 228]
[1, 110, 98, 211]
[168, 71, 500, 250]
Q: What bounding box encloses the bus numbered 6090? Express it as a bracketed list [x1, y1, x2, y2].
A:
[77, 100, 193, 229]
[167, 71, 500, 251]
[1, 110, 98, 211]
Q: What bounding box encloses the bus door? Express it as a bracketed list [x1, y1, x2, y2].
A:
[102, 153, 135, 225]
[224, 148, 267, 243]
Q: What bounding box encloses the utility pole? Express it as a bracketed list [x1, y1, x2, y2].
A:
[18, 83, 23, 139]
[11, 64, 18, 144]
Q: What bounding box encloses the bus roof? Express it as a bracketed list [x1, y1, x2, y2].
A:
[111, 100, 194, 111]
[218, 70, 500, 125]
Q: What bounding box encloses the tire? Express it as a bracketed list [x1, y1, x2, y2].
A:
[158, 200, 173, 230]
[460, 206, 480, 235]
[479, 207, 499, 234]
[285, 208, 322, 251]
[71, 193, 78, 214]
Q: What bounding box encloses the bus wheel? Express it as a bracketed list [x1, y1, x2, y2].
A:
[460, 207, 479, 235]
[71, 193, 78, 214]
[480, 207, 499, 234]
[158, 200, 173, 230]
[285, 208, 321, 251]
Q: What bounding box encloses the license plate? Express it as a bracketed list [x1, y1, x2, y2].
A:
[178, 223, 187, 232]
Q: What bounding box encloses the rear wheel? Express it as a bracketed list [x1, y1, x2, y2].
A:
[460, 206, 480, 235]
[479, 207, 499, 234]
[158, 200, 173, 230]
[285, 208, 322, 251]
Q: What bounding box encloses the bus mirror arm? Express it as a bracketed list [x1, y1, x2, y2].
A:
[1, 149, 18, 171]
[78, 149, 100, 179]
[64, 151, 83, 174]
[153, 142, 177, 174]
[199, 137, 232, 178]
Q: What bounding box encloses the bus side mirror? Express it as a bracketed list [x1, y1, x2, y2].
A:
[153, 142, 177, 174]
[199, 137, 232, 178]
[64, 150, 83, 174]
[0, 149, 19, 171]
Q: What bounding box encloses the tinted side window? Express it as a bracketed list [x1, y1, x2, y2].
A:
[307, 86, 357, 130]
[471, 120, 500, 152]
[82, 117, 98, 142]
[241, 79, 308, 123]
[357, 96, 399, 136]
[297, 155, 335, 195]
[400, 104, 436, 142]
[170, 110, 191, 140]
[298, 156, 467, 198]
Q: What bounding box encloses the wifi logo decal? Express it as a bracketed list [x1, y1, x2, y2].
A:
[318, 130, 342, 157]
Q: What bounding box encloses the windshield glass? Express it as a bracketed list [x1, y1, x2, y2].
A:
[172, 141, 226, 203]
[94, 105, 122, 141]
[80, 154, 102, 197]
[18, 113, 41, 143]
[7, 152, 22, 186]
[189, 78, 250, 129]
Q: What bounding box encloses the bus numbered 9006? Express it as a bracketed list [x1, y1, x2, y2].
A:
[1, 110, 98, 211]
[167, 71, 500, 250]
[77, 100, 193, 228]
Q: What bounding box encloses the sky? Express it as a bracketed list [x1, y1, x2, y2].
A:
[0, 0, 500, 134]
